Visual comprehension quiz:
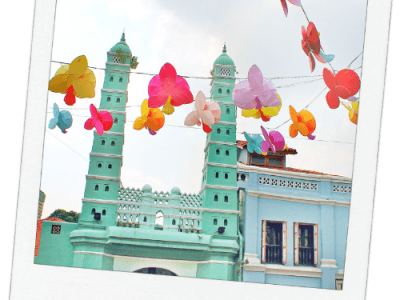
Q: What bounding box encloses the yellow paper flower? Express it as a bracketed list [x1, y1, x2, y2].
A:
[49, 55, 96, 106]
[242, 94, 282, 121]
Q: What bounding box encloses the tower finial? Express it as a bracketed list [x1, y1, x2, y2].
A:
[121, 31, 126, 42]
[223, 43, 227, 53]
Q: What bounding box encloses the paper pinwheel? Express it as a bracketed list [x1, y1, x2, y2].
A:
[289, 105, 316, 140]
[49, 55, 96, 106]
[84, 104, 113, 136]
[280, 0, 301, 17]
[323, 68, 361, 109]
[242, 94, 282, 122]
[184, 91, 221, 133]
[244, 132, 264, 155]
[134, 99, 165, 135]
[260, 126, 286, 153]
[341, 100, 359, 125]
[233, 65, 280, 110]
[48, 103, 73, 133]
[302, 23, 335, 72]
[148, 63, 194, 115]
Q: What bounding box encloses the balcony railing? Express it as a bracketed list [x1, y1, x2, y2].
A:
[299, 247, 314, 266]
[265, 245, 282, 264]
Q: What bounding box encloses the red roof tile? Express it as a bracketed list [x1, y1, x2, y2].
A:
[237, 140, 298, 155]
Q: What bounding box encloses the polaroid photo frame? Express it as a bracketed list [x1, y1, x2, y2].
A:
[9, 0, 392, 299]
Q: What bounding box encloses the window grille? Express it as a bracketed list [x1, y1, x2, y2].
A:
[220, 68, 231, 76]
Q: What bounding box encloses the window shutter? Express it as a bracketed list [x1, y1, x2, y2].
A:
[282, 221, 287, 264]
[294, 222, 299, 265]
[261, 220, 267, 263]
[313, 224, 319, 266]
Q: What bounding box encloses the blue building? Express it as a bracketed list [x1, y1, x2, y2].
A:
[236, 140, 351, 290]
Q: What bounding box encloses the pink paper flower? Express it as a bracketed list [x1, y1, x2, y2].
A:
[185, 91, 221, 133]
[148, 63, 194, 115]
[84, 104, 113, 135]
[233, 65, 280, 110]
[280, 0, 301, 17]
[261, 126, 286, 153]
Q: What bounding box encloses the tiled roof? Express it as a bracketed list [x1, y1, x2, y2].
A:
[238, 162, 343, 177]
[35, 217, 66, 257]
[237, 140, 298, 155]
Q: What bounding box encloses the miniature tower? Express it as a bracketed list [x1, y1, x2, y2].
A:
[79, 33, 132, 227]
[200, 45, 239, 239]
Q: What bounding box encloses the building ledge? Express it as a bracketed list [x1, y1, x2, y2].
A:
[243, 263, 322, 278]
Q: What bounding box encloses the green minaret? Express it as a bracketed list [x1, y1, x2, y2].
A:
[79, 33, 132, 227]
[200, 45, 239, 238]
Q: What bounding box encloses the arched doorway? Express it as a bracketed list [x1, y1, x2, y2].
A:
[134, 267, 177, 276]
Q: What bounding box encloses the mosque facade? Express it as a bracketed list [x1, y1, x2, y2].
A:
[35, 34, 350, 289]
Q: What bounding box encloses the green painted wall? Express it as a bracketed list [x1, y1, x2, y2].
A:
[34, 221, 78, 267]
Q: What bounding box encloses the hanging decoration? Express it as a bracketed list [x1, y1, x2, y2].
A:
[323, 68, 361, 109]
[134, 99, 165, 135]
[233, 65, 280, 110]
[289, 105, 316, 140]
[48, 55, 96, 106]
[341, 100, 359, 125]
[260, 126, 286, 153]
[84, 104, 113, 136]
[280, 0, 301, 17]
[242, 94, 282, 122]
[184, 91, 221, 133]
[244, 132, 264, 155]
[148, 63, 194, 115]
[301, 22, 335, 72]
[48, 103, 73, 134]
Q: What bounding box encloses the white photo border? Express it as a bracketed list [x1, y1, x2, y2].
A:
[9, 0, 392, 299]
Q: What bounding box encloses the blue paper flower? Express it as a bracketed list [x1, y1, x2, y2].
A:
[48, 103, 73, 133]
[244, 132, 263, 154]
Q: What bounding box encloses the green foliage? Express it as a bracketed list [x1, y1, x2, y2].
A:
[115, 48, 127, 64]
[130, 56, 139, 69]
[47, 209, 79, 223]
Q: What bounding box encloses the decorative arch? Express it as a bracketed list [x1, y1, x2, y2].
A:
[133, 267, 177, 276]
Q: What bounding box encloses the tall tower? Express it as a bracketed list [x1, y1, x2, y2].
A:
[79, 33, 132, 227]
[200, 45, 239, 244]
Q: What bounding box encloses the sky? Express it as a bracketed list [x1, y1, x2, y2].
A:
[40, 0, 368, 218]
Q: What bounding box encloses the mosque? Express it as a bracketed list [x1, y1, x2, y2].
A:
[35, 33, 351, 290]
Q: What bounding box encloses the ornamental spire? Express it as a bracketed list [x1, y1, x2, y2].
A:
[223, 43, 227, 53]
[121, 30, 126, 42]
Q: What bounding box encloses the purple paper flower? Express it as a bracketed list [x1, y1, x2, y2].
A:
[233, 65, 280, 110]
[261, 126, 286, 153]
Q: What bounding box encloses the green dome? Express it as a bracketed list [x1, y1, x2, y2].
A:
[110, 32, 131, 55]
[214, 44, 234, 66]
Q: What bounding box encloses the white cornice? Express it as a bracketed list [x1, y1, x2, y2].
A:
[74, 251, 235, 265]
[102, 89, 128, 94]
[86, 175, 121, 182]
[107, 51, 132, 57]
[210, 81, 236, 88]
[83, 198, 119, 205]
[105, 69, 131, 75]
[204, 141, 237, 152]
[98, 109, 126, 115]
[212, 100, 236, 106]
[237, 162, 352, 183]
[216, 121, 236, 126]
[90, 153, 123, 159]
[320, 259, 338, 268]
[99, 131, 123, 136]
[214, 64, 237, 69]
[243, 263, 322, 278]
[106, 61, 131, 67]
[202, 162, 238, 173]
[199, 184, 239, 195]
[336, 270, 344, 279]
[247, 190, 350, 207]
[213, 75, 236, 80]
[202, 208, 239, 215]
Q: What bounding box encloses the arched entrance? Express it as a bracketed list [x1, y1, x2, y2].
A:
[134, 267, 177, 276]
